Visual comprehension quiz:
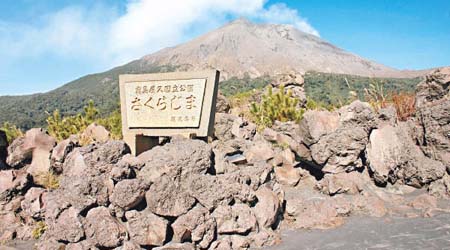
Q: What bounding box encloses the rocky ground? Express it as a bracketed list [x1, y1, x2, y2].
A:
[0, 68, 449, 250]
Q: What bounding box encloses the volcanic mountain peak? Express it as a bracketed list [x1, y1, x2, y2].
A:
[140, 18, 418, 78]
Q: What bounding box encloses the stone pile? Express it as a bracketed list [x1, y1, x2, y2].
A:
[271, 72, 307, 108]
[0, 68, 449, 249]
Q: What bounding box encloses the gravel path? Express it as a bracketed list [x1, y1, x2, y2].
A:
[264, 213, 450, 250]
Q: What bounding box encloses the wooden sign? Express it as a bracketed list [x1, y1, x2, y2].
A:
[119, 71, 219, 155]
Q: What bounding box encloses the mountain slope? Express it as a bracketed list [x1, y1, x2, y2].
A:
[0, 18, 433, 129]
[140, 18, 427, 78]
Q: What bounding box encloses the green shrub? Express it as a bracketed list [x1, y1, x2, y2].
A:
[47, 100, 122, 141]
[250, 86, 305, 128]
[1, 122, 24, 143]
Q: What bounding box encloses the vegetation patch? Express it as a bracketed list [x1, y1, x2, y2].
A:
[250, 86, 305, 128]
[0, 122, 24, 144]
[32, 221, 47, 239]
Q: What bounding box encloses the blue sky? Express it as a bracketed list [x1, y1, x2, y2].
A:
[0, 0, 449, 95]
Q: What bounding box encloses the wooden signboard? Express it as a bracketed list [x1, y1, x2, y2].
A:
[119, 71, 219, 155]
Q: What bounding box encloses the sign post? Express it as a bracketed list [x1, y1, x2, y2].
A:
[119, 70, 219, 155]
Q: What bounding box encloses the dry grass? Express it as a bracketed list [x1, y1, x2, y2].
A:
[392, 92, 416, 121]
[37, 171, 60, 190]
[32, 221, 47, 239]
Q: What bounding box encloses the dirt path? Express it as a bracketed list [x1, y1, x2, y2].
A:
[263, 213, 450, 250]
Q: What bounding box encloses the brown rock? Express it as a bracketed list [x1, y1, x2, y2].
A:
[415, 67, 450, 108]
[366, 123, 446, 187]
[214, 113, 236, 141]
[6, 137, 30, 168]
[428, 174, 450, 198]
[212, 204, 257, 235]
[262, 127, 311, 161]
[145, 176, 195, 217]
[0, 211, 21, 242]
[231, 117, 256, 140]
[6, 128, 56, 185]
[244, 141, 274, 164]
[34, 240, 66, 250]
[274, 166, 300, 186]
[0, 169, 31, 202]
[21, 187, 46, 219]
[110, 179, 147, 211]
[118, 154, 145, 171]
[306, 101, 376, 173]
[50, 135, 78, 173]
[187, 175, 256, 210]
[317, 172, 365, 195]
[253, 187, 280, 228]
[126, 209, 169, 247]
[85, 206, 127, 248]
[47, 207, 85, 243]
[216, 92, 231, 113]
[80, 123, 110, 144]
[171, 204, 216, 249]
[138, 139, 212, 184]
[299, 110, 340, 146]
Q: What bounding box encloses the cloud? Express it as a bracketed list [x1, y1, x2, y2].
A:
[0, 0, 319, 69]
[256, 3, 320, 37]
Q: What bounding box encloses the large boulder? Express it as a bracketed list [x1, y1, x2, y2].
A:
[54, 141, 128, 212]
[20, 187, 47, 219]
[145, 175, 196, 217]
[6, 129, 56, 185]
[171, 204, 216, 249]
[50, 135, 78, 173]
[0, 169, 31, 202]
[300, 101, 376, 173]
[80, 123, 110, 144]
[416, 67, 450, 108]
[416, 99, 450, 170]
[252, 187, 281, 228]
[366, 123, 446, 187]
[212, 204, 257, 235]
[138, 139, 212, 183]
[125, 209, 169, 247]
[299, 110, 340, 146]
[415, 67, 450, 171]
[63, 140, 129, 178]
[45, 207, 85, 243]
[57, 174, 113, 212]
[85, 207, 128, 248]
[243, 140, 275, 164]
[187, 174, 256, 211]
[274, 166, 301, 187]
[110, 179, 148, 211]
[316, 172, 366, 195]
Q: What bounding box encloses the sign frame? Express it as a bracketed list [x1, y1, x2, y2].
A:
[119, 70, 219, 155]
